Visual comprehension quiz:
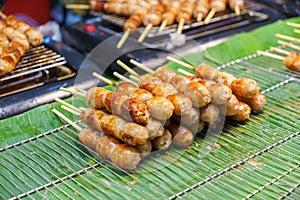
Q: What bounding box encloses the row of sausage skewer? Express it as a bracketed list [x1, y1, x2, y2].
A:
[87, 0, 245, 48]
[53, 57, 266, 170]
[257, 22, 300, 72]
[0, 13, 44, 76]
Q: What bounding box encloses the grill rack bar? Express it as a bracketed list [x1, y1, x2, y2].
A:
[0, 45, 67, 82]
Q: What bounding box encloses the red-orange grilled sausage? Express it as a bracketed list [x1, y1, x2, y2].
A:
[231, 78, 260, 99]
[229, 101, 251, 121]
[238, 93, 266, 111]
[146, 96, 175, 121]
[194, 0, 210, 19]
[283, 51, 300, 72]
[210, 0, 228, 12]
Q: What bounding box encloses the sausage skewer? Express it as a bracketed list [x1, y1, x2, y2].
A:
[52, 107, 141, 170]
[128, 59, 211, 108]
[60, 86, 150, 125]
[194, 0, 210, 22]
[204, 0, 227, 24]
[257, 48, 300, 72]
[158, 0, 181, 33]
[176, 0, 196, 34]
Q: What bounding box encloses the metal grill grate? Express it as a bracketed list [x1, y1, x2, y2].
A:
[0, 47, 300, 199]
[0, 45, 67, 82]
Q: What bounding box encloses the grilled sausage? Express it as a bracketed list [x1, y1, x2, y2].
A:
[238, 93, 266, 111]
[116, 82, 153, 104]
[86, 87, 150, 125]
[145, 117, 164, 140]
[5, 15, 31, 33]
[111, 144, 141, 170]
[152, 129, 172, 150]
[231, 78, 260, 99]
[136, 140, 152, 158]
[200, 104, 220, 124]
[172, 107, 200, 127]
[222, 94, 239, 116]
[283, 51, 300, 72]
[210, 0, 228, 12]
[176, 0, 196, 23]
[167, 123, 194, 148]
[229, 101, 251, 121]
[143, 4, 165, 26]
[116, 82, 138, 96]
[193, 0, 210, 19]
[79, 127, 104, 150]
[3, 26, 27, 40]
[184, 81, 211, 107]
[0, 33, 10, 48]
[80, 109, 149, 146]
[146, 96, 175, 121]
[169, 74, 190, 92]
[154, 66, 177, 82]
[228, 0, 244, 11]
[138, 75, 163, 92]
[214, 71, 236, 86]
[166, 93, 193, 116]
[96, 135, 120, 160]
[151, 82, 177, 97]
[205, 81, 232, 104]
[190, 120, 205, 134]
[195, 63, 219, 80]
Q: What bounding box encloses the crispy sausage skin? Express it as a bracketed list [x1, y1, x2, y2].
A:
[172, 107, 200, 127]
[146, 96, 175, 121]
[136, 140, 152, 158]
[200, 104, 220, 124]
[111, 144, 141, 170]
[151, 82, 177, 97]
[229, 101, 251, 121]
[79, 127, 104, 150]
[154, 66, 177, 83]
[283, 51, 300, 72]
[231, 78, 260, 99]
[96, 135, 120, 160]
[152, 129, 172, 151]
[138, 75, 163, 92]
[80, 109, 149, 146]
[222, 94, 239, 116]
[167, 123, 194, 148]
[145, 117, 164, 140]
[184, 81, 211, 108]
[166, 93, 193, 116]
[239, 93, 266, 111]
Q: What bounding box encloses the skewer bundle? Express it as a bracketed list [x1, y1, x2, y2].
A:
[0, 13, 44, 76]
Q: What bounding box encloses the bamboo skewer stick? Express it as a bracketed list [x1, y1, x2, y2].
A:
[158, 19, 168, 33]
[113, 72, 135, 83]
[235, 5, 241, 16]
[0, 11, 7, 19]
[117, 30, 131, 49]
[92, 72, 116, 86]
[270, 47, 290, 56]
[65, 4, 90, 9]
[54, 98, 82, 113]
[129, 75, 141, 82]
[256, 50, 285, 61]
[74, 87, 87, 95]
[138, 24, 153, 43]
[197, 13, 203, 22]
[287, 22, 300, 29]
[52, 109, 82, 132]
[166, 56, 195, 70]
[129, 59, 154, 74]
[60, 87, 86, 97]
[275, 33, 300, 44]
[61, 105, 81, 116]
[294, 29, 300, 34]
[177, 18, 185, 35]
[204, 8, 216, 24]
[278, 40, 300, 51]
[177, 68, 194, 76]
[116, 60, 140, 77]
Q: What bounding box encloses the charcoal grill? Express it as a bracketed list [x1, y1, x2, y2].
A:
[1, 45, 300, 199]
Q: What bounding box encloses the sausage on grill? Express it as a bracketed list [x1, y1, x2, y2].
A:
[80, 109, 149, 146]
[146, 96, 175, 121]
[200, 104, 220, 124]
[86, 87, 150, 125]
[167, 122, 194, 148]
[238, 93, 266, 111]
[136, 140, 152, 158]
[231, 78, 260, 99]
[229, 101, 251, 121]
[152, 129, 172, 151]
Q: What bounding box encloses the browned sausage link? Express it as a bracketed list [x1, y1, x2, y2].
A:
[195, 63, 220, 80]
[89, 0, 106, 10]
[152, 129, 173, 151]
[80, 109, 149, 146]
[146, 96, 175, 121]
[176, 0, 195, 22]
[214, 71, 236, 86]
[167, 122, 194, 148]
[24, 27, 44, 46]
[3, 26, 27, 40]
[172, 107, 200, 127]
[200, 104, 220, 124]
[6, 15, 31, 33]
[221, 94, 239, 116]
[210, 0, 227, 12]
[0, 55, 16, 76]
[154, 66, 176, 83]
[145, 117, 164, 140]
[79, 127, 105, 151]
[136, 140, 152, 158]
[194, 0, 210, 19]
[143, 4, 165, 26]
[0, 33, 10, 48]
[162, 10, 176, 25]
[205, 81, 232, 104]
[283, 51, 300, 72]
[169, 74, 190, 92]
[116, 81, 137, 96]
[138, 75, 163, 92]
[151, 82, 177, 97]
[229, 101, 251, 121]
[110, 144, 141, 170]
[96, 136, 141, 170]
[231, 78, 260, 99]
[238, 93, 266, 111]
[184, 81, 211, 108]
[86, 87, 150, 125]
[166, 93, 193, 116]
[190, 120, 205, 134]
